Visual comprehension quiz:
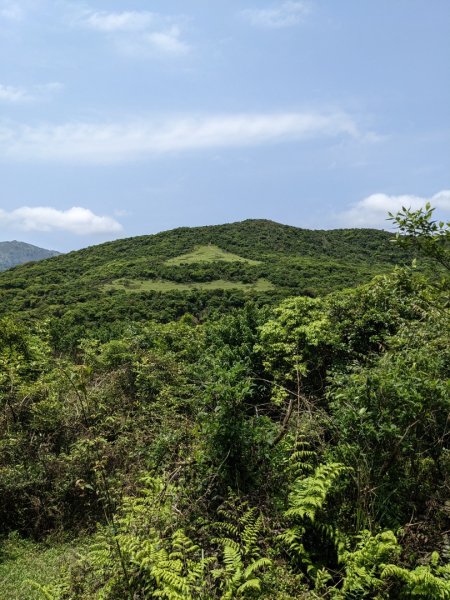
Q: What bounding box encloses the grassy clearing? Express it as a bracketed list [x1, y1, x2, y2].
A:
[103, 278, 274, 293]
[0, 534, 84, 599]
[165, 245, 260, 265]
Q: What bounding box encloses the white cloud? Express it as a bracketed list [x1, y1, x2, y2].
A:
[0, 84, 29, 102]
[0, 2, 24, 20]
[0, 206, 123, 235]
[0, 81, 63, 103]
[0, 111, 362, 163]
[241, 1, 310, 29]
[84, 10, 154, 32]
[338, 190, 450, 229]
[79, 9, 190, 57]
[431, 190, 450, 210]
[145, 26, 189, 55]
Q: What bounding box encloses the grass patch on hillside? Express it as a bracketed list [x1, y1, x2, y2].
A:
[0, 534, 84, 599]
[103, 278, 274, 293]
[165, 245, 260, 265]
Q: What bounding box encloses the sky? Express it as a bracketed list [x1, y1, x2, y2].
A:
[0, 0, 449, 251]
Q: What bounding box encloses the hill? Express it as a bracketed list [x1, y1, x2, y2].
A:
[0, 219, 415, 350]
[0, 240, 60, 271]
[0, 209, 448, 599]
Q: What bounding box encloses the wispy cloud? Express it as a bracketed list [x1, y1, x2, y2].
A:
[338, 190, 450, 229]
[0, 206, 123, 235]
[241, 1, 310, 29]
[0, 84, 29, 102]
[83, 10, 155, 32]
[145, 26, 189, 55]
[78, 9, 190, 57]
[0, 81, 63, 103]
[0, 111, 364, 163]
[0, 1, 23, 21]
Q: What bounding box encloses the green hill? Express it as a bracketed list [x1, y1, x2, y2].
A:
[0, 219, 414, 350]
[0, 240, 60, 271]
[0, 211, 448, 599]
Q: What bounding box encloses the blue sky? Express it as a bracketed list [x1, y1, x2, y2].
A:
[0, 0, 449, 251]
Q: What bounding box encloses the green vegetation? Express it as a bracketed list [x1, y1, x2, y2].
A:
[0, 220, 419, 351]
[103, 277, 274, 293]
[0, 535, 84, 599]
[0, 210, 449, 599]
[165, 244, 260, 265]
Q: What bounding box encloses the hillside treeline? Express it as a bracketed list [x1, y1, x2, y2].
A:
[0, 207, 449, 599]
[0, 221, 416, 354]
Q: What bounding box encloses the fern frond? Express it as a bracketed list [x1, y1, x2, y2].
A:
[286, 462, 348, 525]
[223, 544, 243, 574]
[212, 537, 240, 553]
[237, 578, 261, 593]
[243, 557, 272, 578]
[381, 562, 450, 598]
[214, 521, 239, 537]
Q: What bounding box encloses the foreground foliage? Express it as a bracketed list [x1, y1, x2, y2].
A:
[0, 208, 449, 598]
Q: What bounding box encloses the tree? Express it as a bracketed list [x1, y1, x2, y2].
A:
[389, 202, 450, 272]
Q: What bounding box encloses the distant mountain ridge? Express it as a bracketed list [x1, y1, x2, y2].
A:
[0, 220, 416, 339]
[0, 241, 60, 271]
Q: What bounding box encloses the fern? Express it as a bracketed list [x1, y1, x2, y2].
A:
[285, 462, 348, 523]
[280, 461, 349, 584]
[236, 577, 262, 594]
[279, 456, 450, 599]
[213, 494, 265, 559]
[24, 580, 67, 600]
[333, 530, 401, 598]
[283, 437, 316, 478]
[212, 494, 272, 598]
[381, 557, 450, 599]
[81, 475, 213, 599]
[215, 543, 271, 599]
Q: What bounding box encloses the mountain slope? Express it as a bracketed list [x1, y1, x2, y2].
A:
[0, 220, 415, 349]
[0, 241, 60, 271]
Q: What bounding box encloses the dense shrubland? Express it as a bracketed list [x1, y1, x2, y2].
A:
[0, 208, 449, 598]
